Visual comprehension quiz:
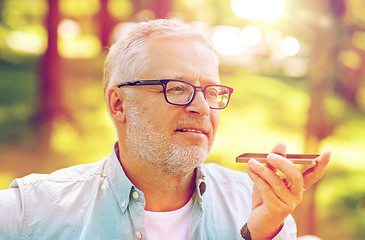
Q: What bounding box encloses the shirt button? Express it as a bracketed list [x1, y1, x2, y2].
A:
[136, 231, 142, 239]
[121, 202, 126, 208]
[132, 191, 139, 199]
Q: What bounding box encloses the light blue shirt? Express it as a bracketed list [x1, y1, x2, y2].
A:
[0, 145, 296, 239]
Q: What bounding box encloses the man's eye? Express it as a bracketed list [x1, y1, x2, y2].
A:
[167, 85, 186, 94]
[173, 86, 184, 92]
[206, 89, 218, 98]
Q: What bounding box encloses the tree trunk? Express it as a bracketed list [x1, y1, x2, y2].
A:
[39, 0, 63, 145]
[295, 11, 336, 238]
[99, 0, 113, 49]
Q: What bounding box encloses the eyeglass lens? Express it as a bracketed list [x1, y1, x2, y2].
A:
[165, 81, 230, 109]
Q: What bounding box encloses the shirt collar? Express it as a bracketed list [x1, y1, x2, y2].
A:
[105, 142, 145, 214]
[195, 164, 207, 198]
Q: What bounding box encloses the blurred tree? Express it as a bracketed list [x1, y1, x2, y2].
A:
[38, 0, 63, 145]
[293, 0, 342, 235]
[292, 0, 365, 237]
[334, 0, 365, 110]
[99, 0, 111, 48]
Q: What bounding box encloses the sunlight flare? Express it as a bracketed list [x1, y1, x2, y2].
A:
[280, 36, 300, 56]
[231, 0, 285, 21]
[211, 26, 244, 55]
[241, 26, 262, 46]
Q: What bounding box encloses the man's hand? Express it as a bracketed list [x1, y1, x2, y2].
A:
[246, 142, 331, 240]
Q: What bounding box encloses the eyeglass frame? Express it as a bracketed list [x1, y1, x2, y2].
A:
[117, 79, 234, 110]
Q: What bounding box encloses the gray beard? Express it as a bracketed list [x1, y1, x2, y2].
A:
[125, 102, 209, 174]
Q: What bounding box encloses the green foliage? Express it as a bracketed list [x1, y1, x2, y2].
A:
[0, 59, 38, 143]
[317, 166, 365, 239]
[1, 0, 46, 29]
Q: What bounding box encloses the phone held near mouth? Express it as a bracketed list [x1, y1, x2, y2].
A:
[236, 153, 320, 164]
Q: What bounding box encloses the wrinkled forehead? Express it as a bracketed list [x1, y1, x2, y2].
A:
[142, 37, 220, 84]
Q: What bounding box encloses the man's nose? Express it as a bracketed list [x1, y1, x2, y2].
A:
[185, 90, 210, 115]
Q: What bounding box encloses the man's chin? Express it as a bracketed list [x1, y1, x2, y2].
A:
[159, 146, 207, 174]
[181, 147, 207, 166]
[179, 142, 211, 153]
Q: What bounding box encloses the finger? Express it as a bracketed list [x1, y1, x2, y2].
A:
[248, 158, 292, 204]
[267, 142, 287, 173]
[270, 141, 287, 157]
[302, 150, 331, 189]
[247, 163, 284, 206]
[266, 153, 304, 197]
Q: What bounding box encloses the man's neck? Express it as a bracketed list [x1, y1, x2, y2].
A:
[140, 170, 196, 212]
[116, 146, 196, 212]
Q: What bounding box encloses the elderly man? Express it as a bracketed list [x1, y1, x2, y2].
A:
[0, 19, 331, 239]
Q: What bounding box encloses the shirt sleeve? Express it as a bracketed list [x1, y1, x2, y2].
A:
[272, 214, 297, 240]
[0, 188, 24, 239]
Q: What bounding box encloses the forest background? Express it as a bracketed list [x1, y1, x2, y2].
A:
[0, 0, 365, 239]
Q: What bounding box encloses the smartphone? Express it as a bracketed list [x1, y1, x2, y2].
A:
[236, 153, 319, 164]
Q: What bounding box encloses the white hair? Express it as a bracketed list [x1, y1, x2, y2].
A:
[103, 19, 216, 101]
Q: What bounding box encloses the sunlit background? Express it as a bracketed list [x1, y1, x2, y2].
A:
[1, 0, 365, 239]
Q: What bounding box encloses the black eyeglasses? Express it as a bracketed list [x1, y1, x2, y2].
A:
[118, 79, 233, 110]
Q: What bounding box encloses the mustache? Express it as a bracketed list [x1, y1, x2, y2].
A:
[175, 117, 213, 131]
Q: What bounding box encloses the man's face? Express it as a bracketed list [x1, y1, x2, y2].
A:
[123, 37, 220, 174]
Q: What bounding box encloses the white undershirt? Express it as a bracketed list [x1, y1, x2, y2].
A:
[144, 198, 193, 240]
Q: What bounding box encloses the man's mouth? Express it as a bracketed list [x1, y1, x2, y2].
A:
[176, 128, 207, 135]
[177, 128, 204, 134]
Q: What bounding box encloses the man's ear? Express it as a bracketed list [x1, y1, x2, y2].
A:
[107, 86, 126, 123]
